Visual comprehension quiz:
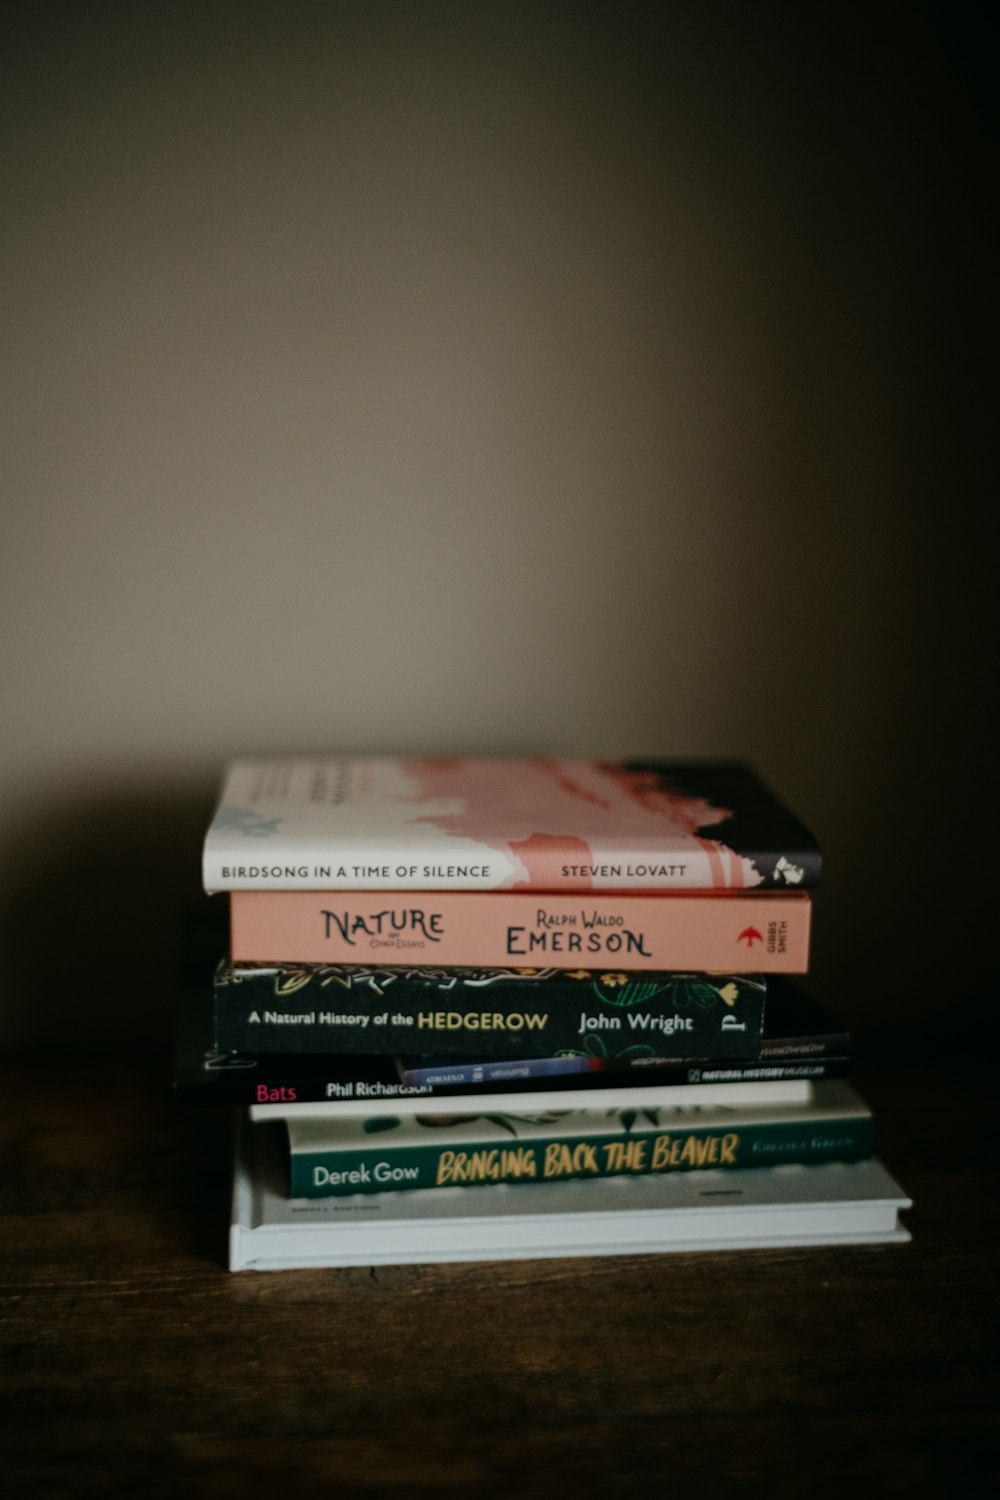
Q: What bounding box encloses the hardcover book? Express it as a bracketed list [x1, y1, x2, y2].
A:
[228, 889, 811, 973]
[284, 1081, 874, 1197]
[175, 972, 850, 1110]
[204, 757, 821, 893]
[213, 962, 767, 1060]
[248, 1074, 815, 1122]
[230, 1120, 911, 1270]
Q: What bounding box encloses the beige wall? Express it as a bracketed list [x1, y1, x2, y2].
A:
[0, 5, 987, 1046]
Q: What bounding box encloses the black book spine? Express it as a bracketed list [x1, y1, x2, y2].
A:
[213, 965, 766, 1062]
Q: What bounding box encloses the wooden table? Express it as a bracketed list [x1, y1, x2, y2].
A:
[1, 1035, 996, 1498]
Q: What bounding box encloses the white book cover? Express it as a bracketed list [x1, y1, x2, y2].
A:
[203, 756, 821, 892]
[248, 1077, 815, 1122]
[229, 1119, 911, 1271]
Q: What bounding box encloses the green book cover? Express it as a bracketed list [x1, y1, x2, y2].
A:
[284, 1081, 872, 1197]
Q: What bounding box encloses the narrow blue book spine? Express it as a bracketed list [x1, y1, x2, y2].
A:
[402, 1056, 594, 1086]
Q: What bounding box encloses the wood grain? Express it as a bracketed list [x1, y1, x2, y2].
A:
[1, 1046, 996, 1499]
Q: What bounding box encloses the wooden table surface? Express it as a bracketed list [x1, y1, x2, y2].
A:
[1, 1036, 996, 1499]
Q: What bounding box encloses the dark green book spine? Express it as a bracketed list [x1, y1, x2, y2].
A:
[289, 1115, 874, 1198]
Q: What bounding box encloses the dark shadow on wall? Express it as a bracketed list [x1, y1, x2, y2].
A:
[0, 785, 216, 1058]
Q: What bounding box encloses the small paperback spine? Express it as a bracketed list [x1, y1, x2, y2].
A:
[177, 1052, 850, 1110]
[213, 965, 766, 1060]
[250, 1074, 817, 1120]
[229, 890, 811, 973]
[398, 1055, 850, 1088]
[285, 1086, 873, 1197]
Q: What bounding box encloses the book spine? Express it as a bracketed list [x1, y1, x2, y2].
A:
[212, 968, 766, 1060]
[204, 758, 822, 892]
[229, 891, 811, 973]
[760, 1034, 851, 1060]
[176, 1053, 851, 1108]
[206, 850, 820, 892]
[250, 1077, 816, 1119]
[399, 1055, 850, 1088]
[289, 1116, 874, 1197]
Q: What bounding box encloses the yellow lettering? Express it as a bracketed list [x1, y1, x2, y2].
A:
[465, 1149, 495, 1181]
[653, 1133, 732, 1171]
[574, 1143, 599, 1173]
[500, 1147, 537, 1179]
[543, 1142, 571, 1178]
[621, 1138, 648, 1173]
[603, 1141, 626, 1171]
[436, 1150, 456, 1186]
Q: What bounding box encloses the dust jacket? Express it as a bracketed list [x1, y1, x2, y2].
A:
[204, 757, 821, 893]
[230, 1123, 910, 1270]
[284, 1081, 874, 1197]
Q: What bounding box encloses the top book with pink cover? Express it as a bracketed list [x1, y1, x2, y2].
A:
[202, 758, 821, 893]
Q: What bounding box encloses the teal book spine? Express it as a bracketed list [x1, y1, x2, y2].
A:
[286, 1100, 874, 1198]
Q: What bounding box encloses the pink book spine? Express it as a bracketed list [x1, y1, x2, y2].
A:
[229, 891, 811, 974]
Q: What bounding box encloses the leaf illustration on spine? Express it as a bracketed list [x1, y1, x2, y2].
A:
[593, 980, 666, 1009]
[581, 1033, 609, 1058]
[318, 971, 386, 996]
[274, 970, 314, 997]
[483, 1113, 563, 1136]
[667, 977, 729, 1011]
[621, 1106, 662, 1133]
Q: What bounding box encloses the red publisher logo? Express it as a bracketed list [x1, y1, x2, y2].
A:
[736, 926, 763, 947]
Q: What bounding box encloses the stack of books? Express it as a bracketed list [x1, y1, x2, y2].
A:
[181, 756, 911, 1269]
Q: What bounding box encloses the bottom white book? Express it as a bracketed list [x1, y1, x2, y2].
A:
[229, 1119, 911, 1271]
